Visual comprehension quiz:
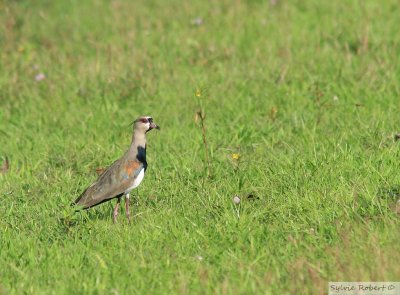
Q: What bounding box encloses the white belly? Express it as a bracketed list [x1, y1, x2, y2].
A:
[125, 168, 145, 193]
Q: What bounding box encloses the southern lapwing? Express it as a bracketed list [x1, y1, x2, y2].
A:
[73, 116, 160, 223]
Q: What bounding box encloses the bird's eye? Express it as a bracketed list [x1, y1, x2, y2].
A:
[141, 118, 148, 123]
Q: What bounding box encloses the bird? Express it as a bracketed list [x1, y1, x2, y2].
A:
[73, 116, 160, 223]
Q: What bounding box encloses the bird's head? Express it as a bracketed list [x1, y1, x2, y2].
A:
[133, 116, 160, 133]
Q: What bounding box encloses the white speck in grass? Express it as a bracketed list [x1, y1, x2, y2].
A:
[233, 196, 241, 204]
[195, 255, 203, 261]
[35, 73, 45, 81]
[333, 95, 339, 101]
[191, 17, 203, 26]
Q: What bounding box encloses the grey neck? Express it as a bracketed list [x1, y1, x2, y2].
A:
[128, 131, 147, 160]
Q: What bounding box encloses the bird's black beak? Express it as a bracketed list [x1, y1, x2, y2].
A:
[149, 122, 160, 130]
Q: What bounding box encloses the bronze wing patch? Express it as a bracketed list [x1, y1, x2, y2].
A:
[125, 160, 141, 176]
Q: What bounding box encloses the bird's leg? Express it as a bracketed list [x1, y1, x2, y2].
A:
[113, 197, 121, 224]
[125, 193, 131, 223]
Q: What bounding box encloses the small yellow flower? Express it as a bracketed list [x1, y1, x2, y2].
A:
[195, 89, 202, 97]
[231, 153, 240, 160]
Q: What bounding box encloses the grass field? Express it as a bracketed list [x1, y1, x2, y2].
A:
[1, 0, 400, 294]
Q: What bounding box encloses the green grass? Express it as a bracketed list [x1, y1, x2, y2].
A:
[1, 0, 400, 294]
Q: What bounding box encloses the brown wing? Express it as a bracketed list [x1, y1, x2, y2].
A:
[74, 158, 141, 209]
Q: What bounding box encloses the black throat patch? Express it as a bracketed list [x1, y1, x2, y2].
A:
[136, 145, 148, 170]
